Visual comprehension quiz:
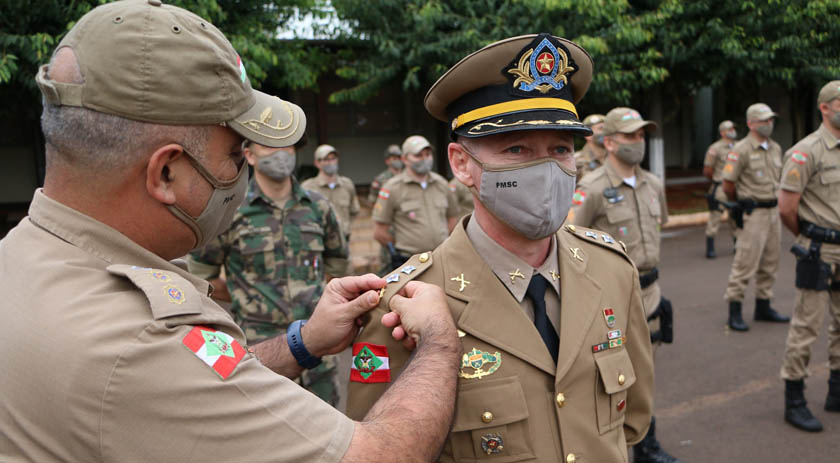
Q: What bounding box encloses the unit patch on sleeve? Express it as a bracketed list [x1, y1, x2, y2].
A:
[350, 343, 391, 383]
[182, 326, 246, 379]
[791, 150, 808, 165]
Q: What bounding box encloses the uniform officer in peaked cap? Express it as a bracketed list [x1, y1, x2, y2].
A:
[0, 1, 461, 461]
[348, 33, 654, 462]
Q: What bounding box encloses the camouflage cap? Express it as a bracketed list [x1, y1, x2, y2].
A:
[718, 120, 735, 131]
[425, 33, 593, 139]
[583, 114, 605, 127]
[384, 144, 401, 158]
[603, 107, 657, 135]
[34, 0, 305, 148]
[818, 80, 840, 104]
[746, 103, 777, 122]
[401, 135, 432, 156]
[314, 144, 338, 161]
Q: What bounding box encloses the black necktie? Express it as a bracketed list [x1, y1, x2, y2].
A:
[525, 274, 559, 364]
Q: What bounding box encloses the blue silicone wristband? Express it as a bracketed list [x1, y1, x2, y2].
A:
[287, 320, 322, 370]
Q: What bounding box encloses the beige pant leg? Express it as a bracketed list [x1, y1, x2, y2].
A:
[755, 209, 781, 300]
[829, 285, 840, 371]
[725, 209, 769, 301]
[780, 289, 828, 380]
[706, 210, 722, 237]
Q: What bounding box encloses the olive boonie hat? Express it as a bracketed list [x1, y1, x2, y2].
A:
[402, 135, 432, 156]
[746, 103, 777, 122]
[603, 107, 657, 135]
[314, 144, 338, 161]
[818, 80, 840, 104]
[425, 33, 593, 139]
[718, 120, 735, 131]
[34, 0, 305, 148]
[583, 114, 605, 127]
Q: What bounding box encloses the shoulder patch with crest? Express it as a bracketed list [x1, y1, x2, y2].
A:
[791, 150, 808, 165]
[107, 264, 202, 319]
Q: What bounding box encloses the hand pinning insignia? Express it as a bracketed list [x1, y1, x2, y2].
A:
[450, 273, 470, 292]
[509, 268, 525, 284]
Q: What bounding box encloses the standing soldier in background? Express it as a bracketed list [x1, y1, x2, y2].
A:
[368, 144, 403, 204]
[574, 113, 606, 180]
[777, 81, 840, 432]
[302, 144, 360, 244]
[189, 139, 348, 405]
[372, 135, 459, 270]
[571, 107, 680, 463]
[703, 120, 739, 258]
[721, 103, 790, 331]
[448, 176, 474, 216]
[350, 33, 654, 463]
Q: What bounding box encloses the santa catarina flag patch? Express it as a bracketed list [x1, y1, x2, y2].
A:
[350, 343, 391, 383]
[791, 150, 808, 165]
[182, 326, 246, 379]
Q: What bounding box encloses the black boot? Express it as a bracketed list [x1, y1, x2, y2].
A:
[826, 370, 840, 412]
[754, 298, 790, 322]
[784, 379, 823, 432]
[705, 236, 716, 259]
[728, 301, 749, 331]
[633, 416, 681, 463]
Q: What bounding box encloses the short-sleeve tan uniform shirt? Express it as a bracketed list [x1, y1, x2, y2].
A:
[722, 135, 783, 201]
[780, 123, 840, 230]
[704, 138, 735, 183]
[373, 171, 459, 254]
[0, 190, 354, 462]
[301, 175, 360, 235]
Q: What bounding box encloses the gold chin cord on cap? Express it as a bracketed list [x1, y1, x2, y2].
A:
[459, 145, 576, 177]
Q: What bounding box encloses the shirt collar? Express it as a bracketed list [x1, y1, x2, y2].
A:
[465, 217, 560, 303]
[27, 189, 211, 295]
[604, 159, 645, 189]
[246, 175, 307, 206]
[400, 172, 437, 185]
[819, 123, 840, 150]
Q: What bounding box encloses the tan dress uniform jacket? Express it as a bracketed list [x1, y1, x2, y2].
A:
[347, 216, 654, 463]
[575, 143, 605, 181]
[570, 162, 668, 316]
[722, 135, 783, 301]
[301, 175, 360, 236]
[779, 124, 840, 379]
[373, 171, 459, 254]
[0, 190, 354, 462]
[704, 139, 736, 237]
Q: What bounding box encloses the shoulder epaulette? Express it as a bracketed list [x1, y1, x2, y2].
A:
[376, 252, 435, 311]
[562, 224, 633, 265]
[107, 264, 202, 320]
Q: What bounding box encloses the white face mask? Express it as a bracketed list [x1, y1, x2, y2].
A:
[464, 148, 576, 240]
[167, 149, 249, 250]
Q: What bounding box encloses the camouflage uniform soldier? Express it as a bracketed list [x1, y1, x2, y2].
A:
[703, 120, 739, 258]
[302, 144, 360, 241]
[722, 103, 790, 331]
[448, 176, 474, 216]
[188, 141, 349, 405]
[574, 113, 606, 181]
[368, 144, 403, 204]
[777, 81, 840, 432]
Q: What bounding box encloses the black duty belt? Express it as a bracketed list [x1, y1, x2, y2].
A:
[800, 221, 840, 245]
[639, 268, 659, 289]
[738, 198, 777, 209]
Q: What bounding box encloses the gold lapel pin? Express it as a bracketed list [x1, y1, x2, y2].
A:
[550, 270, 560, 281]
[569, 247, 584, 262]
[450, 273, 471, 292]
[509, 268, 525, 284]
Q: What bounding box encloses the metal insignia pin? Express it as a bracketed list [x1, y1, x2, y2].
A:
[509, 269, 525, 284]
[585, 231, 598, 238]
[386, 274, 400, 284]
[450, 273, 470, 292]
[603, 308, 616, 328]
[570, 247, 584, 262]
[550, 270, 560, 281]
[602, 234, 615, 244]
[400, 265, 417, 275]
[480, 433, 504, 455]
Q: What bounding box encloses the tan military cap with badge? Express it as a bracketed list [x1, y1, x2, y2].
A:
[401, 135, 432, 155]
[425, 33, 594, 138]
[746, 103, 778, 122]
[603, 107, 657, 135]
[34, 0, 304, 148]
[314, 144, 338, 161]
[818, 80, 840, 104]
[583, 114, 605, 127]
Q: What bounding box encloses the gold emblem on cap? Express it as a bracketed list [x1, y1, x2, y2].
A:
[508, 46, 575, 94]
[241, 100, 300, 140]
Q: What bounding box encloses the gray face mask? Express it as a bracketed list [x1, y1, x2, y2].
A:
[594, 134, 605, 147]
[322, 162, 339, 175]
[389, 159, 405, 170]
[726, 130, 738, 139]
[257, 150, 295, 181]
[755, 122, 774, 138]
[829, 111, 840, 130]
[614, 141, 646, 165]
[409, 157, 434, 175]
[465, 150, 576, 240]
[167, 150, 249, 250]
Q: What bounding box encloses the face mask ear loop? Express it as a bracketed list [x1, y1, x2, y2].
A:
[458, 145, 485, 198]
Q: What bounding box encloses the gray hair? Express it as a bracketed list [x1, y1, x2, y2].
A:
[40, 48, 211, 173]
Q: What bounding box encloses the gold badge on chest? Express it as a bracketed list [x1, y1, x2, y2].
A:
[460, 348, 502, 379]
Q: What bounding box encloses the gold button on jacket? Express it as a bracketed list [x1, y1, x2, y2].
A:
[348, 216, 654, 462]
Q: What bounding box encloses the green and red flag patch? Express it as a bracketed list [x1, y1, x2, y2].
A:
[727, 152, 739, 162]
[791, 150, 808, 165]
[572, 189, 586, 205]
[350, 343, 391, 383]
[182, 326, 246, 379]
[378, 188, 390, 200]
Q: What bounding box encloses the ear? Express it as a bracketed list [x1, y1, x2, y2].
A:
[146, 144, 186, 205]
[447, 142, 476, 188]
[603, 134, 617, 154]
[243, 145, 259, 167]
